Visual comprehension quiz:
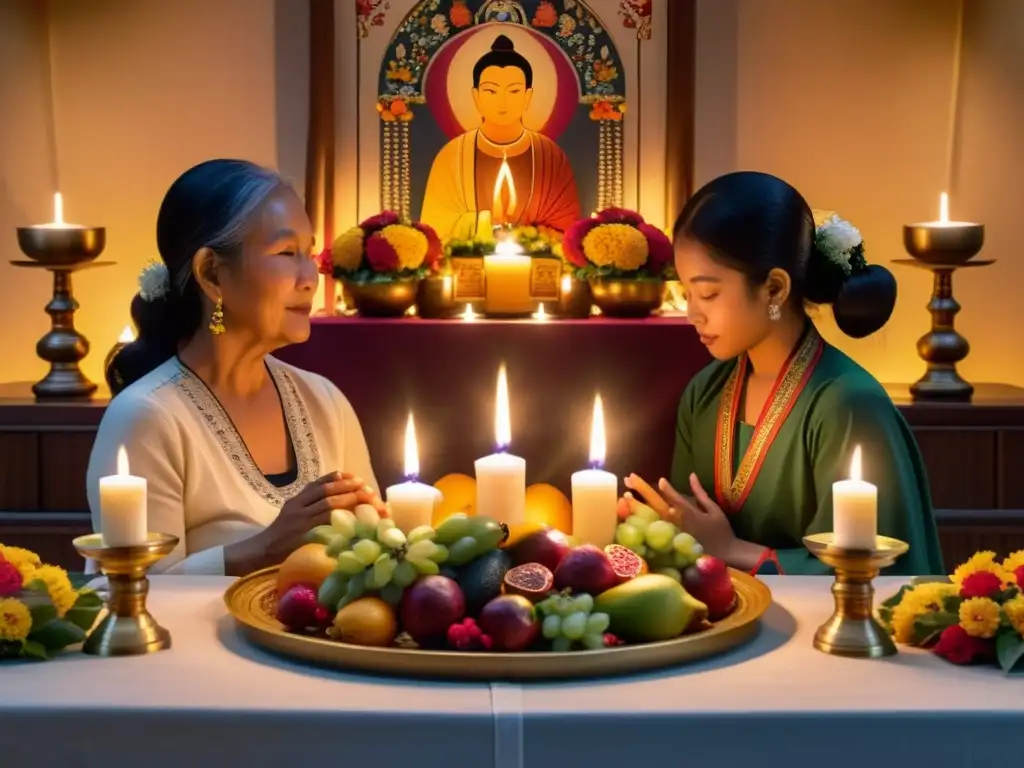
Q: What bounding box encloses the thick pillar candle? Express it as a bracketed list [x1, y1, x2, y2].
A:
[385, 413, 439, 533]
[832, 445, 877, 549]
[475, 364, 526, 525]
[99, 445, 148, 547]
[571, 394, 618, 547]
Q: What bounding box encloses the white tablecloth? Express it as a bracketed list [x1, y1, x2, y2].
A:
[2, 576, 1020, 768]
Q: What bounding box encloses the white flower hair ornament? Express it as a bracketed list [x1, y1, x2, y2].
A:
[138, 261, 171, 302]
[814, 214, 868, 278]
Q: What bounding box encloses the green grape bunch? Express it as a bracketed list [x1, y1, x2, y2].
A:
[613, 503, 704, 578]
[536, 592, 611, 652]
[431, 513, 509, 566]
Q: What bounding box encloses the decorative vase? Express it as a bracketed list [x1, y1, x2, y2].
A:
[588, 278, 663, 318]
[345, 280, 420, 318]
[417, 274, 457, 319]
[557, 276, 592, 319]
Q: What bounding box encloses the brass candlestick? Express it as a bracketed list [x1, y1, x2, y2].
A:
[14, 224, 109, 399]
[803, 533, 909, 658]
[898, 219, 991, 402]
[72, 532, 178, 656]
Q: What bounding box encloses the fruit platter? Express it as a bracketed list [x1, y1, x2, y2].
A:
[224, 491, 772, 681]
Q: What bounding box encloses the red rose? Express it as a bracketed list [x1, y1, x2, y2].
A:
[315, 248, 333, 276]
[960, 570, 1003, 599]
[638, 223, 673, 270]
[596, 207, 645, 226]
[1012, 565, 1024, 590]
[563, 218, 599, 268]
[0, 556, 22, 597]
[365, 232, 400, 273]
[412, 222, 443, 266]
[360, 211, 400, 235]
[932, 624, 995, 665]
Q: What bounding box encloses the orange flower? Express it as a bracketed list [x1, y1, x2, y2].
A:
[449, 1, 471, 28]
[532, 1, 557, 27]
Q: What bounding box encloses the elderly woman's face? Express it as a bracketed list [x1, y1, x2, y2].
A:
[220, 188, 318, 348]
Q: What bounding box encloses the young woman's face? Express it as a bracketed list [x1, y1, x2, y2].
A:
[220, 188, 319, 348]
[674, 238, 774, 361]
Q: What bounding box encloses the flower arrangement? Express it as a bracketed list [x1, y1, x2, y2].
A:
[563, 208, 674, 280]
[320, 211, 442, 284]
[0, 543, 103, 660]
[444, 225, 564, 259]
[879, 550, 1024, 673]
[814, 213, 868, 278]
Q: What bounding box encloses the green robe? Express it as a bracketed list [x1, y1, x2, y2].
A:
[671, 327, 945, 576]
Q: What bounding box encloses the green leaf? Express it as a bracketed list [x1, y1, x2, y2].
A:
[68, 572, 93, 590]
[28, 600, 57, 630]
[64, 590, 104, 632]
[941, 594, 964, 613]
[877, 605, 894, 631]
[29, 618, 86, 651]
[20, 639, 50, 660]
[881, 584, 912, 609]
[996, 630, 1024, 674]
[23, 577, 50, 595]
[910, 610, 958, 646]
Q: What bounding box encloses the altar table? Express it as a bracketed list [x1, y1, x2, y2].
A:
[275, 316, 710, 492]
[2, 576, 1019, 768]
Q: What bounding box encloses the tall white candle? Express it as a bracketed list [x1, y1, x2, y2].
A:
[385, 413, 439, 533]
[99, 445, 148, 547]
[475, 364, 526, 525]
[832, 445, 877, 549]
[571, 394, 618, 547]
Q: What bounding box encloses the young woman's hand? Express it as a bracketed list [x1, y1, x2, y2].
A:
[657, 473, 738, 561]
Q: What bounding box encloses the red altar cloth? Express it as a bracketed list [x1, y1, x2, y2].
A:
[275, 316, 711, 497]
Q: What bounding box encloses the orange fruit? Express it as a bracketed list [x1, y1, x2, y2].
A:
[432, 473, 477, 526]
[525, 483, 573, 534]
[276, 543, 337, 596]
[331, 597, 398, 647]
[501, 521, 548, 550]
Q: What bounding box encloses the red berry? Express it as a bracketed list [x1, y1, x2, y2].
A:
[479, 635, 493, 650]
[603, 633, 623, 647]
[447, 625, 468, 645]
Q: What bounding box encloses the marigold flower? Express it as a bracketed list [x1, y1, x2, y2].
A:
[0, 597, 31, 642]
[890, 582, 958, 644]
[638, 223, 673, 270]
[959, 570, 1003, 600]
[952, 551, 1009, 586]
[379, 225, 428, 271]
[582, 223, 649, 271]
[412, 222, 442, 266]
[958, 596, 1001, 639]
[25, 565, 77, 618]
[1003, 595, 1024, 635]
[0, 545, 40, 579]
[0, 557, 22, 597]
[365, 232, 400, 273]
[360, 211, 400, 234]
[1003, 550, 1024, 589]
[331, 227, 366, 272]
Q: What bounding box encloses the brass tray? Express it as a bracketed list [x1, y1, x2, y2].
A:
[224, 566, 772, 681]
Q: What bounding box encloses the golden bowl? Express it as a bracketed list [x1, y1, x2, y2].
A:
[903, 223, 984, 266]
[588, 278, 663, 318]
[16, 226, 106, 266]
[345, 279, 420, 318]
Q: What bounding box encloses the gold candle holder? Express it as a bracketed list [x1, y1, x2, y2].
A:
[557, 274, 592, 318]
[803, 532, 909, 658]
[72, 532, 179, 656]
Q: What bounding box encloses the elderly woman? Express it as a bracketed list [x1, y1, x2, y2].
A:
[87, 159, 386, 576]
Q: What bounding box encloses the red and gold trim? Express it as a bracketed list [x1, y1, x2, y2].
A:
[750, 547, 784, 576]
[714, 326, 824, 513]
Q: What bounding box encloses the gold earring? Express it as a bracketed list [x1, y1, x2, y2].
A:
[768, 303, 781, 321]
[209, 298, 226, 335]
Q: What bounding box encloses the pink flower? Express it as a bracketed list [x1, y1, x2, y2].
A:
[0, 556, 22, 597]
[563, 218, 600, 268]
[412, 222, 443, 266]
[365, 232, 400, 273]
[638, 223, 673, 270]
[932, 624, 995, 665]
[596, 207, 645, 226]
[960, 570, 1003, 600]
[360, 211, 400, 235]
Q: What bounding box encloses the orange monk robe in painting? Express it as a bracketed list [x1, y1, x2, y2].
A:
[420, 129, 581, 240]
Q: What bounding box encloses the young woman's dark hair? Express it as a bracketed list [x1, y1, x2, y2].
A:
[106, 159, 284, 395]
[673, 170, 897, 339]
[473, 34, 534, 88]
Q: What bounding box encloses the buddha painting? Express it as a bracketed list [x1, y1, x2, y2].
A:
[420, 34, 582, 240]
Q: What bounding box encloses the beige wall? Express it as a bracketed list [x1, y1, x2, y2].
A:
[0, 0, 1019, 387]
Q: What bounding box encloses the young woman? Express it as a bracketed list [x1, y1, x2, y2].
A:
[625, 171, 944, 576]
[87, 159, 387, 576]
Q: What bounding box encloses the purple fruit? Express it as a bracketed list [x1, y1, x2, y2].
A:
[400, 575, 466, 643]
[553, 545, 618, 596]
[276, 584, 322, 630]
[478, 595, 540, 651]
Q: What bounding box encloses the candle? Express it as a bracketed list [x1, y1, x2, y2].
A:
[460, 303, 478, 322]
[484, 238, 533, 315]
[99, 445, 148, 547]
[32, 193, 86, 230]
[911, 192, 980, 229]
[571, 394, 618, 547]
[531, 303, 549, 322]
[492, 154, 517, 227]
[474, 364, 526, 525]
[832, 445, 877, 549]
[560, 274, 573, 297]
[118, 325, 135, 344]
[385, 413, 440, 534]
[441, 274, 453, 301]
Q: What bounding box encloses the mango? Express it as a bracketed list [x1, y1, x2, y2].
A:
[594, 574, 708, 642]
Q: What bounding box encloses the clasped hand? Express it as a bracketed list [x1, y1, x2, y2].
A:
[619, 472, 737, 561]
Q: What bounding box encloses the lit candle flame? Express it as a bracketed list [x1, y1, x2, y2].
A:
[849, 445, 862, 482]
[561, 274, 572, 295]
[116, 445, 130, 476]
[403, 412, 419, 479]
[939, 192, 949, 223]
[461, 304, 478, 322]
[589, 394, 606, 467]
[441, 274, 453, 293]
[495, 364, 511, 449]
[532, 303, 549, 322]
[54, 192, 65, 225]
[492, 153, 517, 224]
[118, 325, 135, 344]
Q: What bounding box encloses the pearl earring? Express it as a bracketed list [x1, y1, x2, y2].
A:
[768, 303, 781, 321]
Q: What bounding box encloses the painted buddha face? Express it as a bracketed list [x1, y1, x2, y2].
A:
[472, 65, 533, 128]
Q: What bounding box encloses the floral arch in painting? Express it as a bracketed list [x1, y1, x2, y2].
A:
[374, 0, 631, 231]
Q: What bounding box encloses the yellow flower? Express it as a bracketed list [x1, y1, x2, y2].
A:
[890, 583, 958, 644]
[952, 551, 1009, 586]
[1003, 550, 1024, 576]
[1004, 595, 1024, 635]
[0, 545, 41, 579]
[24, 565, 76, 618]
[0, 597, 31, 641]
[380, 224, 428, 271]
[582, 224, 649, 271]
[959, 596, 1001, 638]
[331, 226, 365, 272]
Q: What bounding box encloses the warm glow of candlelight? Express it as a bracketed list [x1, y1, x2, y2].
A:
[492, 154, 517, 224]
[461, 304, 478, 322]
[116, 445, 130, 476]
[441, 274, 453, 293]
[403, 412, 419, 478]
[589, 394, 606, 466]
[118, 325, 135, 344]
[939, 192, 949, 223]
[561, 274, 572, 295]
[54, 192, 65, 224]
[532, 303, 549, 322]
[849, 445, 862, 481]
[495, 364, 511, 448]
